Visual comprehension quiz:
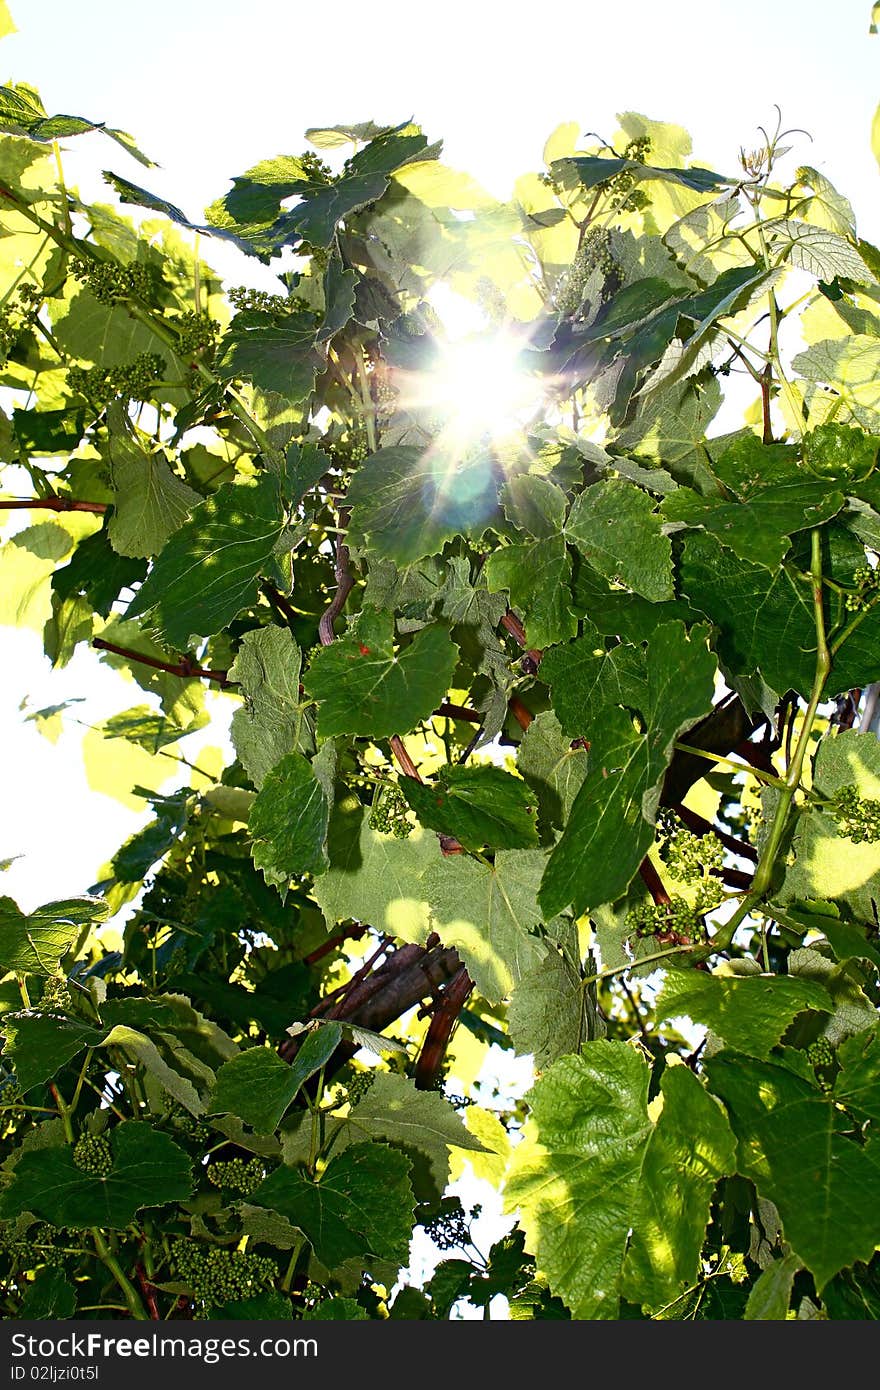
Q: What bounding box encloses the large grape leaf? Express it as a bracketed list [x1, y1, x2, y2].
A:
[313, 799, 437, 936]
[346, 445, 500, 565]
[679, 530, 880, 699]
[539, 625, 644, 738]
[228, 626, 305, 788]
[421, 849, 547, 1004]
[540, 621, 716, 917]
[250, 1141, 414, 1268]
[508, 948, 593, 1069]
[662, 472, 845, 569]
[303, 610, 457, 738]
[484, 539, 575, 649]
[706, 1052, 880, 1290]
[0, 896, 109, 976]
[0, 1123, 193, 1229]
[834, 1027, 880, 1124]
[505, 1043, 735, 1317]
[400, 765, 538, 851]
[126, 473, 287, 646]
[280, 1074, 484, 1190]
[248, 750, 331, 886]
[215, 315, 322, 401]
[516, 709, 589, 835]
[656, 971, 833, 1057]
[0, 1014, 101, 1092]
[209, 1026, 342, 1133]
[104, 413, 200, 559]
[777, 730, 880, 920]
[565, 479, 673, 600]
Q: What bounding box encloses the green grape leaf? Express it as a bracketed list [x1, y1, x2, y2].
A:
[99, 1023, 209, 1117]
[484, 539, 576, 648]
[347, 445, 500, 565]
[248, 750, 331, 887]
[303, 610, 457, 738]
[20, 1266, 77, 1320]
[500, 474, 568, 538]
[565, 479, 673, 600]
[281, 1074, 484, 1190]
[656, 971, 833, 1057]
[744, 1254, 802, 1320]
[400, 765, 538, 851]
[52, 528, 147, 620]
[0, 1122, 193, 1229]
[662, 479, 845, 569]
[313, 799, 437, 937]
[778, 730, 880, 920]
[250, 1141, 414, 1268]
[0, 896, 109, 976]
[421, 849, 547, 1004]
[678, 530, 880, 699]
[0, 1014, 101, 1092]
[209, 1027, 342, 1134]
[105, 419, 200, 559]
[834, 1027, 880, 1123]
[508, 948, 594, 1068]
[229, 626, 305, 789]
[540, 622, 716, 917]
[277, 172, 392, 249]
[215, 315, 321, 401]
[0, 85, 154, 166]
[773, 220, 874, 284]
[540, 625, 643, 738]
[517, 709, 589, 835]
[506, 1042, 735, 1317]
[706, 1052, 880, 1291]
[304, 1297, 368, 1320]
[126, 473, 286, 646]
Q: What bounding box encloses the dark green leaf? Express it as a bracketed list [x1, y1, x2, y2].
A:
[566, 480, 673, 600]
[303, 610, 458, 738]
[126, 473, 286, 646]
[249, 750, 331, 886]
[0, 896, 109, 976]
[657, 971, 833, 1057]
[400, 765, 538, 851]
[1, 1013, 100, 1092]
[0, 1122, 193, 1229]
[250, 1141, 414, 1268]
[210, 1027, 342, 1133]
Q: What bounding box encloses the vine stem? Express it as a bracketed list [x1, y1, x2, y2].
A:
[713, 528, 831, 950]
[0, 497, 107, 513]
[91, 637, 232, 686]
[672, 742, 786, 788]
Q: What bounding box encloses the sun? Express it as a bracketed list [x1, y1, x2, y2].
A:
[422, 332, 545, 445]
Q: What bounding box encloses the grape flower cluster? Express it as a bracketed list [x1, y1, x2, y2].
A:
[72, 1134, 113, 1177]
[206, 1157, 265, 1197]
[172, 310, 220, 358]
[423, 1198, 474, 1252]
[71, 257, 153, 305]
[170, 1238, 276, 1309]
[369, 783, 413, 839]
[657, 811, 725, 885]
[807, 1038, 836, 1091]
[40, 976, 73, 1013]
[626, 895, 709, 946]
[844, 564, 880, 613]
[344, 1069, 376, 1105]
[553, 228, 619, 316]
[68, 352, 167, 403]
[829, 785, 880, 843]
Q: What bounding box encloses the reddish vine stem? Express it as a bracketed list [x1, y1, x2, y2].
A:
[434, 702, 482, 724]
[638, 855, 671, 906]
[326, 935, 392, 1021]
[135, 1263, 160, 1320]
[303, 923, 369, 965]
[761, 363, 773, 445]
[414, 966, 474, 1091]
[91, 638, 233, 687]
[0, 496, 108, 513]
[509, 695, 534, 731]
[317, 509, 354, 646]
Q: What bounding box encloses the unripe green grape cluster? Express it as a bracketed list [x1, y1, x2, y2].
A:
[228, 286, 310, 319]
[369, 783, 414, 839]
[206, 1157, 265, 1196]
[167, 1107, 210, 1144]
[300, 152, 334, 184]
[807, 1038, 835, 1069]
[626, 895, 708, 944]
[830, 785, 880, 843]
[40, 975, 73, 1013]
[423, 1197, 471, 1252]
[72, 1134, 113, 1177]
[344, 1069, 376, 1105]
[170, 1238, 276, 1308]
[173, 310, 220, 357]
[71, 257, 153, 305]
[0, 1068, 19, 1105]
[0, 284, 40, 362]
[844, 564, 880, 613]
[68, 352, 167, 403]
[657, 813, 725, 884]
[554, 228, 618, 315]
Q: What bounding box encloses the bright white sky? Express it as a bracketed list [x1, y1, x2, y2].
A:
[1, 0, 878, 912]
